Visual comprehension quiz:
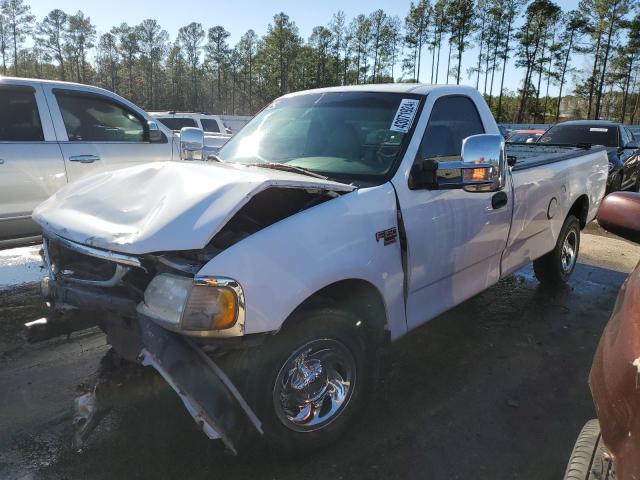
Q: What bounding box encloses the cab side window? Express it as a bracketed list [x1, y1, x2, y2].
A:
[420, 96, 484, 161]
[0, 88, 44, 141]
[201, 119, 220, 133]
[56, 93, 145, 142]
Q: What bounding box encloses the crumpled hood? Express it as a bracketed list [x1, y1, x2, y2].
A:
[33, 161, 354, 255]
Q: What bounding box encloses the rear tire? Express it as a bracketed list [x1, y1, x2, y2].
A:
[533, 214, 581, 285]
[564, 420, 615, 480]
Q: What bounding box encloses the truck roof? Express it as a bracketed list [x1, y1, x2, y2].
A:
[0, 76, 117, 95]
[282, 83, 480, 97]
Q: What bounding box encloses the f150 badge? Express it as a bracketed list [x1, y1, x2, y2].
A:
[375, 228, 398, 246]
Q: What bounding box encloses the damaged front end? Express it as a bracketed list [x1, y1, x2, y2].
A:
[27, 162, 355, 453]
[30, 233, 262, 454]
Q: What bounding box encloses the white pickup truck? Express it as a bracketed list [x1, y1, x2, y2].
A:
[29, 84, 608, 454]
[0, 77, 214, 249]
[148, 111, 234, 155]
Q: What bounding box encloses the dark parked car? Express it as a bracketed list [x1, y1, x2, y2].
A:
[538, 120, 640, 193]
[564, 192, 640, 480]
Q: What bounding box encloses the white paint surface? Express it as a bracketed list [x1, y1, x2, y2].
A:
[33, 161, 353, 255]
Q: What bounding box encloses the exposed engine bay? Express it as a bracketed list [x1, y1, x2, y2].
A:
[156, 187, 343, 272]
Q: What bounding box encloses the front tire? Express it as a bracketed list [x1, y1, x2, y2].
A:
[533, 214, 581, 285]
[222, 308, 369, 454]
[564, 420, 615, 480]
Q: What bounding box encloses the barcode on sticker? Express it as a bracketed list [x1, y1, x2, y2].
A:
[590, 127, 608, 132]
[390, 99, 420, 133]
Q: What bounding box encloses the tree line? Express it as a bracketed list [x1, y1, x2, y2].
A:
[0, 0, 639, 123]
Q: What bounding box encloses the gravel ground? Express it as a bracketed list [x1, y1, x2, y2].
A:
[0, 226, 638, 480]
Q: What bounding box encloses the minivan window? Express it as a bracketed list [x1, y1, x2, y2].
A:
[56, 94, 145, 142]
[156, 117, 198, 131]
[421, 96, 485, 160]
[0, 89, 44, 141]
[201, 119, 220, 133]
[538, 124, 619, 148]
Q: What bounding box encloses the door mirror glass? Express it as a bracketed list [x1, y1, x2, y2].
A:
[180, 127, 204, 161]
[460, 134, 506, 192]
[147, 121, 163, 143]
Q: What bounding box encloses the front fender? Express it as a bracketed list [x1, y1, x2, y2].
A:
[197, 183, 407, 339]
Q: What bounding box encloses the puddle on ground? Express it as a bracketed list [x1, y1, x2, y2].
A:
[0, 246, 44, 289]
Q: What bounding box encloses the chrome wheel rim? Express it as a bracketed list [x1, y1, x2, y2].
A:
[561, 229, 578, 273]
[273, 338, 356, 432]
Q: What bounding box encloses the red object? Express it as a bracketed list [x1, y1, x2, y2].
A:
[591, 192, 640, 479]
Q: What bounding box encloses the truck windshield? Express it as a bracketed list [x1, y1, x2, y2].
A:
[217, 92, 423, 183]
[538, 124, 619, 148]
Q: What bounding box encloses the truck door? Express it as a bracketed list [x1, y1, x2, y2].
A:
[392, 95, 512, 331]
[0, 83, 67, 245]
[43, 86, 172, 183]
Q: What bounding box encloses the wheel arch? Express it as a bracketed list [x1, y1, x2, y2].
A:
[282, 279, 390, 345]
[568, 194, 589, 229]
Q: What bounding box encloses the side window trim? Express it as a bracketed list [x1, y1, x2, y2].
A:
[420, 94, 485, 161]
[52, 88, 149, 143]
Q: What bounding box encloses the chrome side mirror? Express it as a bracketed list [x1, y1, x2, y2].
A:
[147, 121, 163, 143]
[180, 127, 204, 161]
[459, 134, 506, 192]
[409, 134, 506, 192]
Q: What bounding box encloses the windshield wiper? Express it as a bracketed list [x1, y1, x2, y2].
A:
[244, 162, 328, 180]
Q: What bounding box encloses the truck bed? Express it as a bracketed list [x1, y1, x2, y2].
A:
[506, 144, 608, 171]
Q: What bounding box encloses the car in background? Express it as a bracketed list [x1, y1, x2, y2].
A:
[149, 111, 232, 135]
[564, 191, 640, 480]
[537, 120, 640, 193]
[506, 128, 546, 143]
[149, 111, 233, 154]
[0, 76, 183, 250]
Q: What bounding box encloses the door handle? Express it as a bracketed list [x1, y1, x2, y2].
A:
[0, 158, 4, 165]
[491, 191, 508, 209]
[68, 154, 100, 163]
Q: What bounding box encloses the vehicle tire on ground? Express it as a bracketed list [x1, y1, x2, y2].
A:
[564, 419, 615, 480]
[219, 307, 370, 455]
[533, 214, 581, 285]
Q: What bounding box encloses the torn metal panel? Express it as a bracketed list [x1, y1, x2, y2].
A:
[138, 317, 262, 454]
[33, 161, 353, 255]
[589, 261, 640, 480]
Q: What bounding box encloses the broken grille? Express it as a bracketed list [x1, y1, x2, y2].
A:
[43, 235, 139, 287]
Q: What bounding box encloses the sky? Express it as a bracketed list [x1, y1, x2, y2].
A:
[27, 0, 584, 95]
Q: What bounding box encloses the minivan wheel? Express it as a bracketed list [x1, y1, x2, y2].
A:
[221, 308, 369, 454]
[563, 420, 615, 480]
[533, 214, 581, 285]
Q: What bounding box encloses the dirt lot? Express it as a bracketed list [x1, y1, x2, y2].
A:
[0, 224, 638, 480]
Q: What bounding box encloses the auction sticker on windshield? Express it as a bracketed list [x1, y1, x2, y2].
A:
[390, 99, 420, 133]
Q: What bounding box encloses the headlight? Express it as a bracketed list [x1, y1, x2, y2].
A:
[137, 273, 243, 336]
